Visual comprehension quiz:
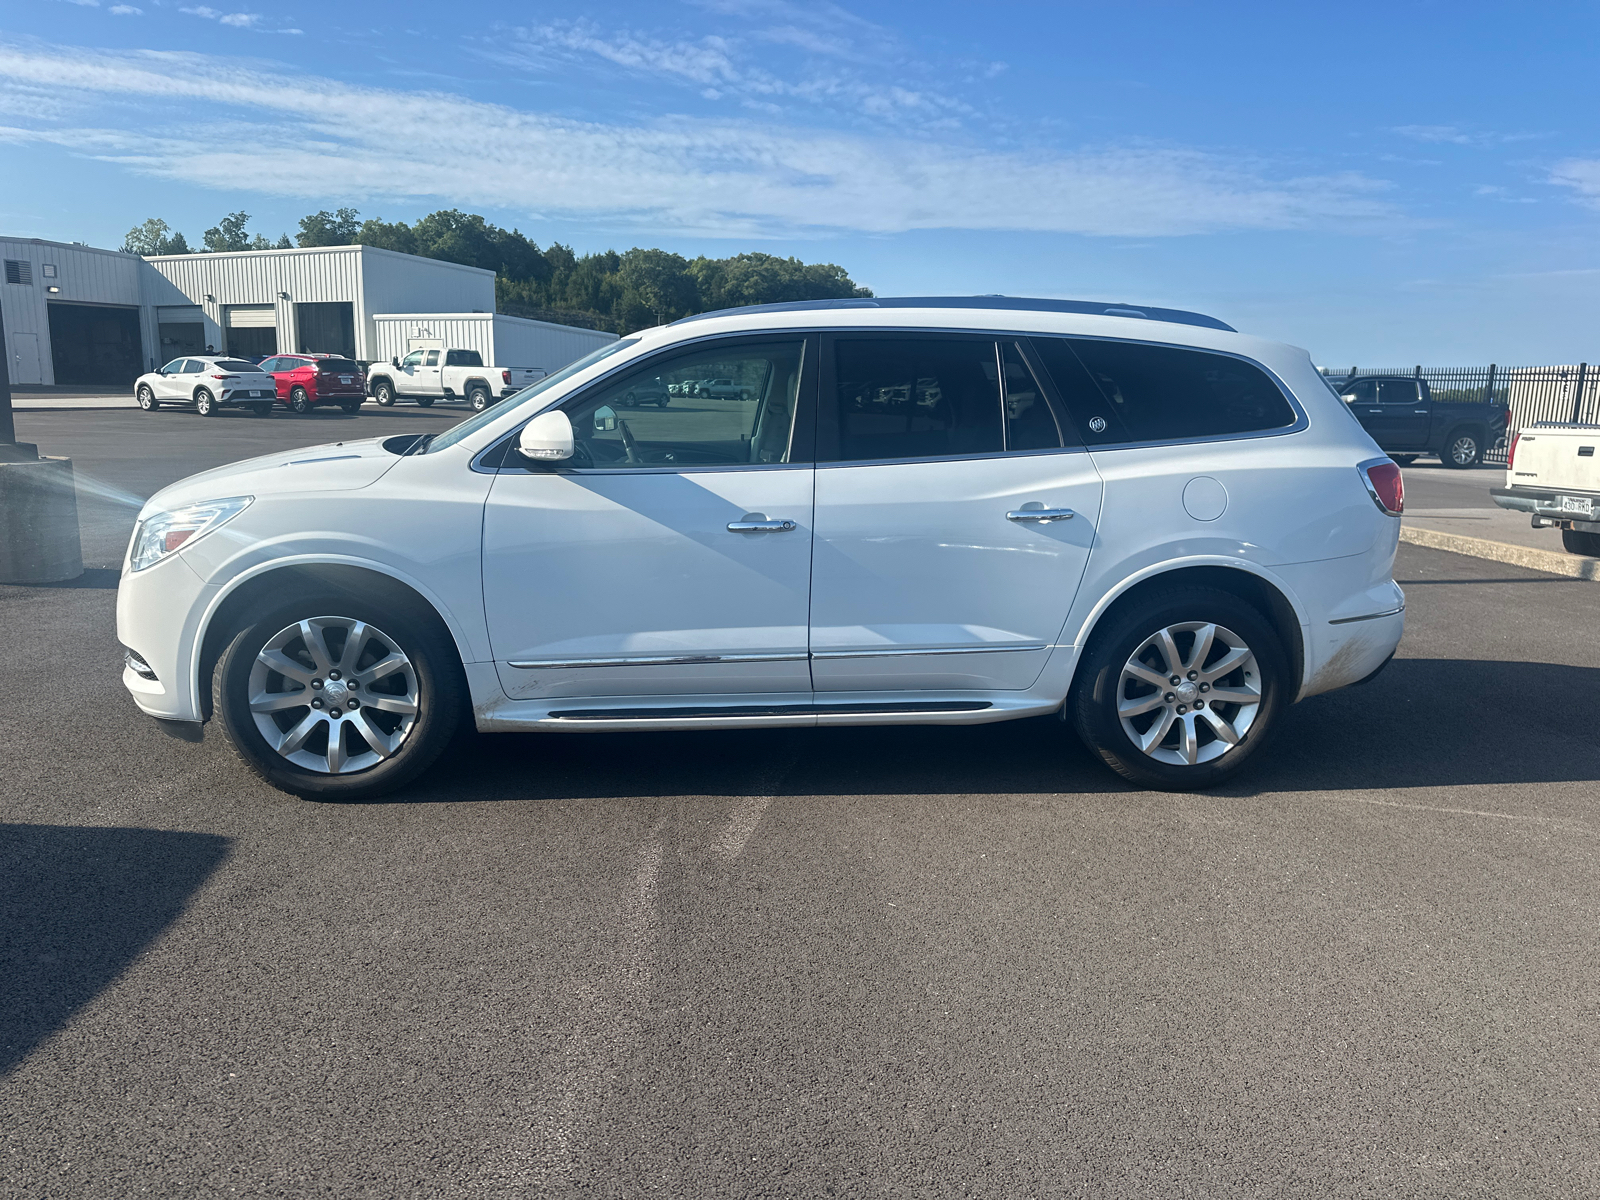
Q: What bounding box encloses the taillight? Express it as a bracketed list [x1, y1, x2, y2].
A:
[1508, 432, 1521, 469]
[1361, 459, 1404, 516]
[501, 369, 510, 385]
[210, 374, 238, 380]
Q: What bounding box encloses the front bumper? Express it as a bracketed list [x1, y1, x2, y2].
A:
[116, 550, 217, 723]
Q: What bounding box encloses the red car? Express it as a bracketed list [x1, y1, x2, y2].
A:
[260, 353, 367, 414]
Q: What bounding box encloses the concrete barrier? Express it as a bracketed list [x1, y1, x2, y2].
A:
[0, 457, 84, 584]
[1400, 524, 1600, 581]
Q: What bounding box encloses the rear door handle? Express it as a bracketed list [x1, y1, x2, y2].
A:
[1007, 508, 1075, 523]
[727, 517, 798, 532]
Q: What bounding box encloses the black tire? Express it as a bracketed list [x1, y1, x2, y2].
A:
[417, 397, 435, 408]
[1562, 528, 1600, 557]
[194, 387, 217, 417]
[250, 403, 273, 418]
[1389, 454, 1417, 465]
[468, 387, 490, 412]
[373, 381, 395, 407]
[655, 394, 670, 407]
[340, 402, 361, 414]
[1441, 429, 1481, 469]
[212, 592, 465, 801]
[1069, 587, 1289, 791]
[290, 386, 312, 415]
[137, 385, 159, 412]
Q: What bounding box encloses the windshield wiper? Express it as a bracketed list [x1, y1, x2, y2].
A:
[405, 433, 437, 457]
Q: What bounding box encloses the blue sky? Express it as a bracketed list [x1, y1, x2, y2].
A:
[3, 0, 1599, 363]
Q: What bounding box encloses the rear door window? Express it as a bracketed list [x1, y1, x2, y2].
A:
[1029, 337, 1296, 445]
[445, 350, 483, 367]
[1378, 380, 1419, 405]
[424, 351, 441, 367]
[826, 336, 1004, 462]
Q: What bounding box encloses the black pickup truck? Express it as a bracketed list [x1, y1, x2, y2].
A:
[1332, 375, 1509, 468]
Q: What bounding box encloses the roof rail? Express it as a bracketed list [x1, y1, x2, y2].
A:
[669, 295, 1235, 332]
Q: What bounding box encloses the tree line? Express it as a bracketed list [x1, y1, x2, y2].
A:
[122, 208, 870, 334]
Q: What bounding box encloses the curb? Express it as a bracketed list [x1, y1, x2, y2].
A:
[1400, 524, 1600, 581]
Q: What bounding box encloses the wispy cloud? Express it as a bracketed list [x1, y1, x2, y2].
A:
[0, 41, 1401, 239]
[109, 5, 142, 14]
[180, 5, 260, 27]
[1392, 124, 1547, 148]
[488, 9, 969, 130]
[1550, 158, 1600, 207]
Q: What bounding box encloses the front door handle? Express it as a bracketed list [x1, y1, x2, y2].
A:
[1007, 508, 1075, 523]
[728, 516, 798, 533]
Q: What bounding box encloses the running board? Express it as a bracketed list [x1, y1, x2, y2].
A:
[547, 700, 994, 721]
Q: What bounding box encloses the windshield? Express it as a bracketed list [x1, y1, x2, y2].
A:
[423, 338, 638, 454]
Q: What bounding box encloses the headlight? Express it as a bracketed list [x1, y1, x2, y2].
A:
[127, 496, 253, 573]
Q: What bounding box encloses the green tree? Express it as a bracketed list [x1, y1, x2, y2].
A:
[619, 248, 697, 325]
[274, 233, 293, 249]
[202, 211, 253, 252]
[297, 207, 361, 247]
[354, 216, 417, 256]
[121, 217, 191, 256]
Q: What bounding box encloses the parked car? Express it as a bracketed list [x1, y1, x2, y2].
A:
[705, 378, 755, 401]
[617, 377, 671, 407]
[117, 296, 1405, 801]
[1333, 374, 1508, 468]
[366, 347, 544, 412]
[134, 356, 278, 417]
[1490, 424, 1600, 554]
[260, 354, 366, 414]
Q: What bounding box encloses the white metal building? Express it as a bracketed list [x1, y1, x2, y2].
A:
[2, 237, 150, 387]
[371, 312, 615, 373]
[2, 235, 610, 387]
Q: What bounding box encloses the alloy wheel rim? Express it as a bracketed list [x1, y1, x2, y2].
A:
[1116, 621, 1262, 766]
[247, 616, 420, 775]
[1452, 437, 1476, 464]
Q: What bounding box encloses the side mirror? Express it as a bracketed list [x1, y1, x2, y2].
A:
[593, 404, 618, 432]
[517, 410, 574, 462]
[391, 357, 400, 368]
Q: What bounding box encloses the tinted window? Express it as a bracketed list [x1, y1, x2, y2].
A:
[830, 337, 1002, 462]
[214, 359, 256, 372]
[1002, 342, 1062, 451]
[424, 350, 441, 367]
[317, 358, 360, 372]
[1378, 379, 1419, 405]
[446, 349, 483, 367]
[564, 339, 804, 469]
[179, 359, 203, 374]
[257, 357, 281, 372]
[1343, 379, 1376, 403]
[1031, 338, 1296, 444]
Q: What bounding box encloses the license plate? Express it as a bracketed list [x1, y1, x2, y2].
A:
[339, 376, 352, 384]
[1561, 495, 1593, 516]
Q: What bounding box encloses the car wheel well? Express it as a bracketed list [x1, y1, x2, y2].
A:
[197, 564, 464, 722]
[1084, 565, 1304, 699]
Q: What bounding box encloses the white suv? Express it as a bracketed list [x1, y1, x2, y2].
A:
[117, 298, 1406, 799]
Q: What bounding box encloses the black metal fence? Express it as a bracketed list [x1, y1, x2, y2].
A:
[1318, 364, 1600, 466]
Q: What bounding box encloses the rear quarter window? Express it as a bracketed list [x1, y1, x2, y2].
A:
[1031, 337, 1297, 445]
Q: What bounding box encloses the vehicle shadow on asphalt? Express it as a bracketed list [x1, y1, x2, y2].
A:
[378, 657, 1600, 804]
[0, 824, 230, 1075]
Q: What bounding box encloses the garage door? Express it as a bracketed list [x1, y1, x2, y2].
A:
[47, 302, 143, 386]
[157, 305, 205, 361]
[224, 304, 278, 358]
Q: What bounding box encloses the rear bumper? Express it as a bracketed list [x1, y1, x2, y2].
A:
[1491, 484, 1600, 516]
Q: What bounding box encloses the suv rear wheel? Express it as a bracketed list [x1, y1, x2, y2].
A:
[213, 596, 463, 800]
[1070, 587, 1288, 790]
[290, 386, 313, 414]
[194, 387, 217, 417]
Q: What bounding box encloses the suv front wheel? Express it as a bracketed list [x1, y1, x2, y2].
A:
[1070, 588, 1288, 790]
[213, 596, 463, 800]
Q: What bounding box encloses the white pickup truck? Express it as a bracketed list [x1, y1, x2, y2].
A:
[366, 343, 545, 412]
[1492, 424, 1600, 554]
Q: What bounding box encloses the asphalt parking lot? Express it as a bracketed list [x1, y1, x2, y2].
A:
[4, 412, 1599, 1197]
